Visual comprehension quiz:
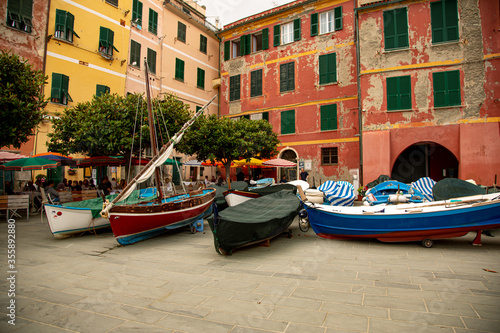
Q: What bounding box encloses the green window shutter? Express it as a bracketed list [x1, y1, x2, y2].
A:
[383, 10, 396, 49]
[177, 22, 186, 42]
[281, 110, 295, 135]
[55, 9, 65, 37]
[229, 75, 240, 101]
[130, 40, 141, 67]
[240, 35, 246, 56]
[321, 104, 337, 131]
[20, 0, 33, 29]
[147, 48, 156, 74]
[311, 13, 318, 36]
[334, 6, 342, 31]
[433, 72, 446, 107]
[197, 68, 205, 89]
[262, 112, 269, 121]
[51, 73, 62, 102]
[386, 77, 399, 110]
[200, 35, 207, 54]
[293, 18, 301, 41]
[245, 34, 251, 55]
[132, 0, 143, 26]
[447, 70, 461, 106]
[444, 0, 458, 41]
[96, 84, 110, 97]
[399, 75, 411, 109]
[224, 41, 230, 61]
[431, 0, 458, 43]
[279, 62, 295, 92]
[66, 12, 79, 39]
[250, 69, 262, 97]
[149, 9, 158, 35]
[262, 28, 269, 49]
[61, 74, 72, 103]
[319, 53, 336, 85]
[384, 8, 408, 50]
[396, 8, 408, 48]
[273, 25, 280, 46]
[196, 106, 202, 112]
[175, 58, 184, 81]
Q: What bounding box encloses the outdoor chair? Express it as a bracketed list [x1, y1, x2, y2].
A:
[7, 195, 30, 221]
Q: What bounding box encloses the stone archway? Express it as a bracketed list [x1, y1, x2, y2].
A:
[391, 142, 458, 183]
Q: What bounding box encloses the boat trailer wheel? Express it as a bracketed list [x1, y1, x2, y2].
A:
[422, 239, 434, 248]
[299, 218, 310, 232]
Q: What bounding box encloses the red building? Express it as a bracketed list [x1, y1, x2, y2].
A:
[219, 0, 500, 187]
[358, 0, 500, 186]
[218, 0, 361, 186]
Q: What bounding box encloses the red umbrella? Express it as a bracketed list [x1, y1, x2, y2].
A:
[77, 156, 150, 167]
[0, 151, 28, 162]
[262, 158, 297, 167]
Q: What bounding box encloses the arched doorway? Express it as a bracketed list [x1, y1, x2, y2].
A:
[279, 149, 298, 181]
[391, 142, 458, 183]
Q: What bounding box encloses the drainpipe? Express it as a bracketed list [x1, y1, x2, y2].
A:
[354, 0, 363, 186]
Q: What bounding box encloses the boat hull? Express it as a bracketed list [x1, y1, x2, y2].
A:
[108, 189, 216, 245]
[208, 191, 301, 254]
[223, 190, 260, 207]
[45, 204, 110, 238]
[305, 194, 500, 243]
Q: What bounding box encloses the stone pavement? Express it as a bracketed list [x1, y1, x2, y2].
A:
[1, 214, 499, 333]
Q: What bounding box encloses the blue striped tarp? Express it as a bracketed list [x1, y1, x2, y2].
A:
[411, 177, 436, 201]
[318, 181, 356, 206]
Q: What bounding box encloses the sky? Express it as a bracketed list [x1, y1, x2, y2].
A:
[196, 0, 296, 28]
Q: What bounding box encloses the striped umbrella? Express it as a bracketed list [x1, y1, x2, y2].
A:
[0, 157, 61, 171]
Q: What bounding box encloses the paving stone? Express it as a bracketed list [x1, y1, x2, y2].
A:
[204, 310, 288, 331]
[461, 317, 500, 332]
[269, 306, 327, 326]
[52, 310, 125, 332]
[369, 317, 455, 333]
[107, 321, 174, 332]
[284, 323, 327, 333]
[321, 302, 389, 319]
[200, 297, 274, 318]
[291, 287, 363, 304]
[148, 300, 211, 318]
[323, 312, 368, 331]
[107, 305, 167, 324]
[363, 295, 427, 311]
[156, 313, 233, 333]
[424, 300, 478, 317]
[17, 300, 77, 324]
[389, 309, 465, 327]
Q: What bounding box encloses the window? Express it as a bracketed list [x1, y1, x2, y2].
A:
[274, 19, 300, 46]
[433, 70, 461, 107]
[281, 110, 295, 135]
[177, 21, 186, 43]
[281, 22, 293, 45]
[314, 6, 342, 35]
[6, 0, 33, 33]
[96, 84, 110, 97]
[130, 40, 141, 67]
[196, 106, 202, 112]
[250, 69, 263, 97]
[319, 53, 337, 85]
[147, 48, 156, 74]
[197, 68, 205, 89]
[387, 76, 411, 110]
[252, 33, 263, 52]
[105, 0, 118, 6]
[132, 0, 142, 26]
[240, 35, 251, 56]
[175, 58, 185, 81]
[232, 39, 241, 58]
[54, 9, 80, 43]
[320, 104, 337, 131]
[224, 41, 230, 61]
[148, 8, 158, 35]
[229, 75, 240, 101]
[431, 0, 459, 44]
[51, 73, 72, 105]
[322, 147, 338, 165]
[99, 27, 118, 57]
[280, 62, 295, 93]
[383, 8, 408, 50]
[200, 34, 207, 54]
[250, 112, 269, 121]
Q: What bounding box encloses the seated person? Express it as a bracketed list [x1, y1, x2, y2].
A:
[72, 181, 82, 191]
[45, 180, 60, 203]
[98, 178, 111, 196]
[5, 181, 15, 195]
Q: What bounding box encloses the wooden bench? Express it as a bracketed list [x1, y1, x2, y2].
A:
[58, 191, 73, 204]
[72, 190, 98, 201]
[7, 195, 30, 221]
[0, 195, 8, 220]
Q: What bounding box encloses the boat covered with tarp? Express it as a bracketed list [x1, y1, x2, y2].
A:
[223, 183, 297, 207]
[208, 190, 301, 254]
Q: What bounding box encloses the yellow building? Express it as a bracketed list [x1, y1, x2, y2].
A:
[36, 0, 131, 182]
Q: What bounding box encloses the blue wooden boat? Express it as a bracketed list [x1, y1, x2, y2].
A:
[302, 193, 500, 247]
[364, 181, 425, 205]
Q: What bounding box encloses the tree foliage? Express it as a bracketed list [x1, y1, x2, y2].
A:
[0, 50, 48, 148]
[47, 93, 192, 158]
[177, 115, 280, 183]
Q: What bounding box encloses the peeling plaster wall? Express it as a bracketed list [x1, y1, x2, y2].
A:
[358, 0, 499, 185]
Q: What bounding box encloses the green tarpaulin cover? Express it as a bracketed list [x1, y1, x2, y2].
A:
[432, 178, 486, 201]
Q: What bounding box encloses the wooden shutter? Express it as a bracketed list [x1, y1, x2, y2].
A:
[175, 58, 184, 81]
[334, 6, 342, 31]
[383, 10, 396, 49]
[197, 68, 205, 89]
[311, 13, 318, 36]
[321, 104, 337, 131]
[273, 25, 280, 46]
[447, 70, 461, 106]
[147, 48, 156, 74]
[200, 35, 207, 53]
[444, 0, 458, 41]
[433, 72, 446, 107]
[66, 12, 79, 39]
[149, 9, 158, 34]
[431, 1, 444, 43]
[293, 18, 301, 41]
[386, 77, 399, 110]
[51, 73, 62, 102]
[130, 40, 141, 67]
[245, 34, 251, 54]
[399, 75, 411, 109]
[224, 41, 230, 61]
[262, 28, 269, 49]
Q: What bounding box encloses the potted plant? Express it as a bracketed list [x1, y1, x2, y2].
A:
[357, 186, 366, 201]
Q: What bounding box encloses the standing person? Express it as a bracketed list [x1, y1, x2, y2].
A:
[300, 168, 309, 182]
[110, 177, 117, 190]
[204, 176, 210, 187]
[280, 175, 287, 183]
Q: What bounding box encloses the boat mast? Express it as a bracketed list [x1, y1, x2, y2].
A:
[144, 59, 164, 202]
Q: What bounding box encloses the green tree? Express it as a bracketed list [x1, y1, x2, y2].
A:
[0, 50, 48, 148]
[177, 115, 280, 186]
[48, 93, 191, 171]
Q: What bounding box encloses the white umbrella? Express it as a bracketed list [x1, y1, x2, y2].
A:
[184, 160, 202, 166]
